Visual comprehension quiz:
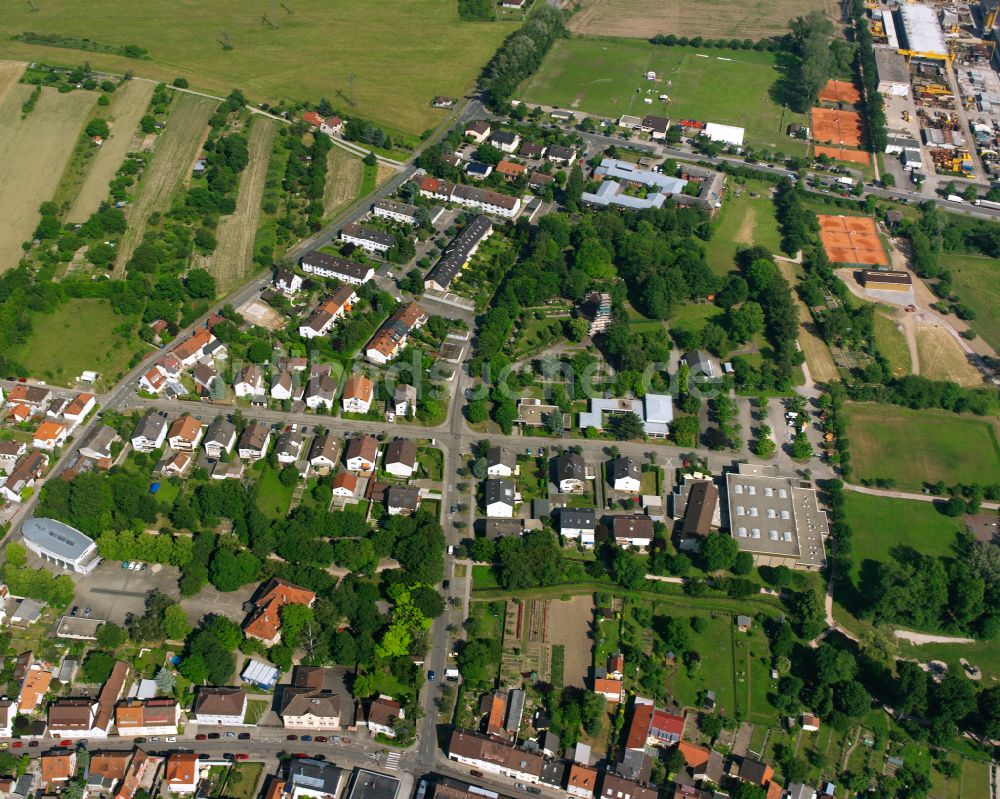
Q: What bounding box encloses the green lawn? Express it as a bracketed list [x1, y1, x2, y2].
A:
[224, 763, 264, 799]
[703, 179, 783, 273]
[669, 301, 723, 337]
[625, 303, 664, 334]
[521, 38, 807, 154]
[472, 565, 499, 590]
[417, 446, 444, 481]
[942, 253, 1000, 353]
[872, 311, 912, 376]
[841, 492, 963, 587]
[254, 463, 296, 520]
[244, 699, 269, 724]
[11, 298, 142, 390]
[662, 608, 740, 717]
[844, 403, 1000, 490]
[0, 0, 512, 138]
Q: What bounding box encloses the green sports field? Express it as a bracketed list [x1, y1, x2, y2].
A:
[942, 253, 1000, 354]
[844, 402, 1000, 490]
[0, 0, 511, 138]
[520, 37, 808, 154]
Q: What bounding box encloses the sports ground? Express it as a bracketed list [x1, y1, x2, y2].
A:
[811, 106, 863, 147]
[520, 38, 809, 154]
[0, 0, 510, 137]
[816, 214, 888, 265]
[813, 145, 871, 165]
[817, 79, 861, 105]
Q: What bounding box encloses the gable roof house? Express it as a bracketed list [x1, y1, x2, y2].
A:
[386, 485, 421, 516]
[130, 412, 168, 452]
[193, 687, 247, 725]
[608, 457, 641, 493]
[234, 365, 264, 398]
[172, 329, 216, 367]
[593, 677, 624, 704]
[274, 268, 303, 296]
[7, 384, 52, 409]
[299, 251, 375, 286]
[366, 696, 405, 737]
[167, 416, 203, 452]
[0, 440, 26, 474]
[320, 116, 343, 136]
[529, 169, 555, 188]
[163, 752, 200, 794]
[383, 439, 417, 478]
[309, 432, 339, 472]
[331, 471, 358, 499]
[341, 436, 378, 475]
[547, 145, 577, 165]
[0, 450, 49, 503]
[305, 374, 338, 410]
[373, 199, 419, 225]
[41, 751, 76, 787]
[554, 454, 587, 493]
[86, 750, 133, 795]
[559, 508, 596, 547]
[567, 764, 598, 799]
[114, 698, 181, 736]
[464, 120, 492, 143]
[271, 371, 296, 401]
[78, 425, 119, 465]
[274, 427, 305, 465]
[392, 383, 418, 417]
[448, 729, 543, 783]
[490, 130, 521, 154]
[47, 698, 99, 738]
[613, 515, 655, 549]
[32, 421, 68, 451]
[486, 446, 517, 478]
[342, 374, 374, 414]
[485, 478, 517, 518]
[640, 114, 671, 139]
[243, 578, 317, 646]
[203, 418, 237, 459]
[280, 689, 342, 730]
[63, 393, 96, 425]
[519, 141, 546, 159]
[341, 222, 395, 254]
[238, 420, 272, 462]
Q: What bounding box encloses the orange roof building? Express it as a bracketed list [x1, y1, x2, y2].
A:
[18, 665, 53, 712]
[678, 741, 710, 769]
[593, 677, 624, 703]
[567, 764, 598, 799]
[243, 578, 317, 646]
[486, 691, 507, 736]
[41, 751, 76, 786]
[164, 752, 200, 793]
[113, 750, 151, 799]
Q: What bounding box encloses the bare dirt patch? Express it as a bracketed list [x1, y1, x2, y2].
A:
[376, 164, 397, 186]
[0, 61, 26, 105]
[567, 0, 838, 39]
[323, 147, 362, 218]
[198, 117, 276, 293]
[915, 324, 985, 387]
[734, 206, 756, 245]
[67, 80, 155, 223]
[546, 594, 594, 689]
[236, 298, 285, 331]
[0, 85, 96, 271]
[113, 93, 217, 276]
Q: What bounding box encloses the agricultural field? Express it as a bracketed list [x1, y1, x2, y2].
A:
[843, 403, 1000, 490]
[9, 298, 142, 390]
[199, 117, 277, 294]
[567, 0, 839, 40]
[914, 324, 986, 388]
[872, 310, 912, 376]
[67, 79, 155, 223]
[0, 78, 96, 271]
[942, 253, 1000, 354]
[114, 93, 217, 275]
[323, 146, 363, 219]
[0, 0, 512, 137]
[840, 492, 964, 586]
[703, 178, 782, 273]
[521, 38, 808, 153]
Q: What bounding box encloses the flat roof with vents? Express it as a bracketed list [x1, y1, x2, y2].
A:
[724, 464, 827, 570]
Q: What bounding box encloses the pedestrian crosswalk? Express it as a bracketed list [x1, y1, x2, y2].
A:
[383, 752, 401, 770]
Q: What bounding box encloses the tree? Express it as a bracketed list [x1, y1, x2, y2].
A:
[733, 551, 754, 576]
[185, 269, 216, 299]
[943, 496, 967, 517]
[82, 651, 115, 683]
[246, 339, 272, 363]
[700, 532, 738, 571]
[457, 638, 501, 684]
[163, 605, 190, 640]
[791, 430, 812, 460]
[96, 622, 126, 648]
[609, 412, 645, 441]
[155, 666, 176, 695]
[835, 679, 870, 717]
[86, 119, 110, 139]
[612, 549, 646, 589]
[209, 549, 260, 591]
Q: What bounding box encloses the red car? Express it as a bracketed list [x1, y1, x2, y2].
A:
[235, 754, 249, 761]
[195, 734, 207, 741]
[60, 740, 72, 748]
[315, 736, 328, 743]
[11, 743, 22, 749]
[294, 753, 308, 758]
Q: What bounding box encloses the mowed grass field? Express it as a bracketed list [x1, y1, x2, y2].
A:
[0, 0, 510, 137]
[521, 38, 808, 153]
[841, 491, 962, 584]
[915, 324, 985, 388]
[844, 402, 1000, 490]
[943, 253, 1000, 354]
[199, 116, 276, 294]
[114, 93, 217, 276]
[568, 0, 839, 40]
[67, 80, 155, 223]
[10, 298, 142, 389]
[323, 147, 363, 219]
[0, 79, 96, 271]
[703, 179, 782, 273]
[872, 311, 912, 376]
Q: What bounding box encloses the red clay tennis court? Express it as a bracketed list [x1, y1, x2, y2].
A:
[811, 107, 863, 147]
[818, 79, 862, 105]
[814, 145, 871, 165]
[817, 214, 888, 266]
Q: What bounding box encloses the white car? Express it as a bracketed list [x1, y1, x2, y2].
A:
[165, 736, 177, 742]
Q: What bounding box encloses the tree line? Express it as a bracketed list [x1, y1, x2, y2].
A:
[480, 6, 566, 108]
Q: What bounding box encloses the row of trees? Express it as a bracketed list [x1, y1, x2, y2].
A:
[480, 6, 566, 108]
[848, 0, 888, 153]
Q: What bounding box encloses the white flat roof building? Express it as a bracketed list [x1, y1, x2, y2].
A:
[703, 123, 745, 146]
[21, 518, 100, 574]
[898, 4, 948, 57]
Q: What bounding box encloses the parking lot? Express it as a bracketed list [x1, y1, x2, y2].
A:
[59, 558, 181, 624]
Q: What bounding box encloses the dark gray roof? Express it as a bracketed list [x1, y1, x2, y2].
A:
[274, 429, 303, 457]
[539, 760, 567, 787]
[204, 418, 236, 445]
[487, 445, 516, 469]
[132, 412, 167, 441]
[555, 453, 586, 482]
[79, 425, 118, 459]
[559, 508, 595, 530]
[384, 438, 417, 467]
[684, 349, 718, 377]
[609, 457, 640, 482]
[491, 130, 518, 145]
[288, 759, 343, 795]
[426, 215, 493, 290]
[387, 485, 420, 510]
[547, 145, 576, 160]
[300, 250, 372, 281]
[485, 478, 516, 506]
[346, 769, 400, 799]
[343, 222, 395, 248]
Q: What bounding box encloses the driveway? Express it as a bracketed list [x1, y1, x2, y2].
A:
[180, 582, 257, 625]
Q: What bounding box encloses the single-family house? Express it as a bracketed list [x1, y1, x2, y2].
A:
[131, 412, 168, 452]
[0, 441, 26, 474]
[384, 438, 417, 478]
[485, 478, 517, 518]
[486, 446, 516, 477]
[280, 688, 341, 730]
[78, 425, 118, 464]
[331, 471, 358, 499]
[41, 751, 76, 788]
[32, 421, 67, 451]
[192, 687, 247, 726]
[613, 515, 654, 548]
[242, 578, 317, 646]
[203, 418, 237, 459]
[490, 130, 521, 154]
[167, 415, 203, 451]
[0, 450, 48, 503]
[238, 420, 271, 462]
[386, 485, 421, 516]
[234, 364, 264, 398]
[519, 141, 546, 159]
[18, 664, 53, 713]
[274, 268, 303, 295]
[271, 371, 295, 401]
[344, 435, 378, 473]
[559, 508, 596, 547]
[309, 433, 339, 472]
[608, 457, 641, 492]
[342, 374, 374, 414]
[305, 374, 338, 410]
[465, 120, 492, 143]
[392, 384, 417, 417]
[495, 160, 528, 182]
[366, 696, 404, 737]
[547, 145, 577, 165]
[162, 451, 192, 477]
[321, 116, 343, 136]
[554, 454, 587, 493]
[163, 752, 200, 794]
[274, 427, 304, 464]
[63, 393, 96, 424]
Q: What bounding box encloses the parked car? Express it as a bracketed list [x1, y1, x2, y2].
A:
[84, 608, 92, 617]
[208, 733, 221, 740]
[224, 732, 236, 738]
[195, 734, 207, 741]
[286, 735, 298, 741]
[470, 771, 484, 778]
[60, 740, 72, 747]
[238, 733, 252, 740]
[428, 670, 435, 682]
[27, 741, 38, 748]
[235, 754, 249, 761]
[301, 735, 313, 742]
[70, 607, 78, 617]
[165, 737, 176, 743]
[514, 784, 527, 791]
[11, 743, 22, 749]
[198, 754, 211, 759]
[122, 562, 130, 570]
[527, 789, 542, 795]
[314, 736, 327, 743]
